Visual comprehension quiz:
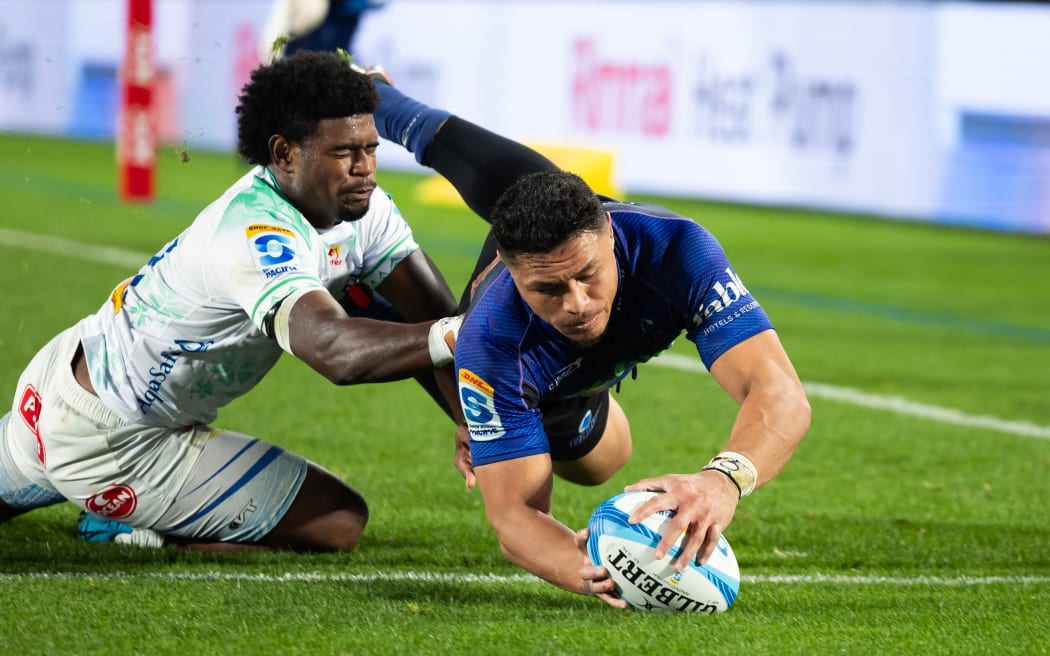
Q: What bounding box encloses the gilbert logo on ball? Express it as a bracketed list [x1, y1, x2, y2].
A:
[587, 491, 740, 613]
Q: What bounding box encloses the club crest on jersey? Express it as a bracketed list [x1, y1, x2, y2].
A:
[693, 267, 751, 326]
[458, 368, 504, 441]
[247, 224, 301, 279]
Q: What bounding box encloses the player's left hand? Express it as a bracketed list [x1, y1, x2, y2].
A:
[623, 471, 740, 571]
[574, 528, 628, 609]
[454, 423, 476, 489]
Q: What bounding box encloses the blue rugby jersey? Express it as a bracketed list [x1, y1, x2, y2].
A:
[456, 201, 773, 466]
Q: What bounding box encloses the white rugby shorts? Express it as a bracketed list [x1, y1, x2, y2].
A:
[0, 325, 307, 543]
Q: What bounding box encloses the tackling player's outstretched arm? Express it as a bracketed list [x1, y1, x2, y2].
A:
[283, 289, 447, 385]
[375, 249, 468, 426]
[375, 249, 458, 322]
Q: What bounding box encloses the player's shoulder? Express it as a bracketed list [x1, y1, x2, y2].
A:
[214, 167, 314, 239]
[461, 273, 530, 350]
[601, 197, 691, 221]
[605, 199, 710, 240]
[605, 200, 718, 269]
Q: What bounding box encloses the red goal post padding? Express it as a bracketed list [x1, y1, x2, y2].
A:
[118, 0, 155, 202]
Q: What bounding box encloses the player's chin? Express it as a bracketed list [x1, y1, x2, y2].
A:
[562, 327, 605, 348]
[338, 200, 370, 223]
[560, 318, 608, 347]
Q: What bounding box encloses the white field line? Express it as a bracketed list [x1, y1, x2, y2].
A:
[2, 227, 1048, 441]
[1, 570, 1048, 586]
[0, 226, 146, 270]
[651, 352, 1050, 440]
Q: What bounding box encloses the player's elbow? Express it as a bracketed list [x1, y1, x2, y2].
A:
[750, 375, 811, 447]
[331, 365, 380, 387]
[485, 512, 523, 564]
[308, 353, 374, 386]
[781, 381, 811, 443]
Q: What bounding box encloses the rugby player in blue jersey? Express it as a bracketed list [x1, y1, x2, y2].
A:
[366, 67, 811, 608]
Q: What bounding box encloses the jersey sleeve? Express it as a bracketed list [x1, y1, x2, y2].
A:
[354, 190, 420, 289]
[208, 194, 327, 332]
[455, 303, 551, 467]
[670, 222, 774, 368]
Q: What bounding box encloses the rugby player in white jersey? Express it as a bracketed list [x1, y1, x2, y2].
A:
[0, 51, 463, 551]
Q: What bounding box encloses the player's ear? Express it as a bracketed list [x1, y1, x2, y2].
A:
[269, 134, 294, 172]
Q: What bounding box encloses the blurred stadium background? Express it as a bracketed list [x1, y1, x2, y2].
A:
[4, 0, 1050, 233]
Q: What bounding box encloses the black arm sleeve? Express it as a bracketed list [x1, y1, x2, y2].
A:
[421, 116, 561, 223]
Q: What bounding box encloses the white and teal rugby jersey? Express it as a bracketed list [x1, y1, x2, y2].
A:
[78, 166, 418, 428]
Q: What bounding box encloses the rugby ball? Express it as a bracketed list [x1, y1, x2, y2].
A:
[587, 490, 740, 613]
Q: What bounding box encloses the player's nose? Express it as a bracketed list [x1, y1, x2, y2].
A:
[562, 281, 589, 314]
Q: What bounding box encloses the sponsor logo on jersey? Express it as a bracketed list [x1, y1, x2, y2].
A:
[692, 267, 751, 326]
[18, 385, 44, 464]
[458, 368, 504, 441]
[135, 340, 213, 415]
[548, 357, 583, 391]
[245, 224, 295, 239]
[85, 483, 138, 519]
[137, 352, 178, 414]
[327, 246, 344, 267]
[248, 225, 301, 279]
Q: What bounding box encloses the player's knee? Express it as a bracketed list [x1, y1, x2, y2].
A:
[324, 503, 369, 552]
[320, 487, 369, 552]
[268, 467, 370, 552]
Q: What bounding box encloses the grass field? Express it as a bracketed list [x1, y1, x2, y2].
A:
[1, 134, 1048, 655]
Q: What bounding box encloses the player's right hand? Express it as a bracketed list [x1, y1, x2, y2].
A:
[454, 423, 476, 489]
[574, 528, 628, 609]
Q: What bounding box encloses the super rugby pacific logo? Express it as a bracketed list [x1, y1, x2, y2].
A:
[85, 484, 138, 519]
[458, 368, 505, 441]
[247, 224, 300, 279]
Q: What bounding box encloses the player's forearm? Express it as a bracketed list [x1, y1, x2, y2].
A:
[720, 377, 810, 489]
[297, 316, 437, 385]
[491, 506, 588, 595]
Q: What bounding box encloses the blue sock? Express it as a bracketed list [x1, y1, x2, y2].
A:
[374, 83, 451, 165]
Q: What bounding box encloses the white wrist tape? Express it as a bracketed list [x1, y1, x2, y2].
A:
[273, 288, 316, 355]
[428, 314, 463, 367]
[703, 451, 759, 498]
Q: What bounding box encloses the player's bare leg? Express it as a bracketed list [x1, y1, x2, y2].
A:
[155, 462, 368, 553]
[256, 462, 368, 552]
